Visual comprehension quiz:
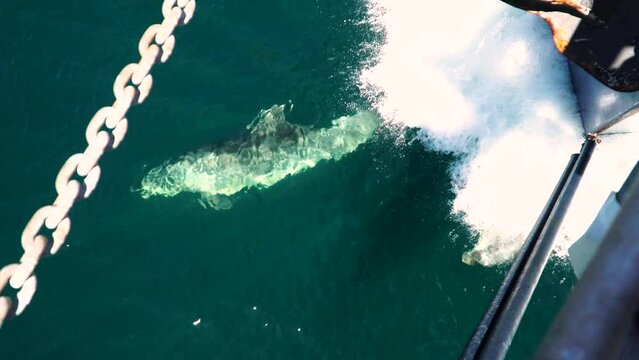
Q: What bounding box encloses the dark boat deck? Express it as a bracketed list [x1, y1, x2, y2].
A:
[529, 0, 639, 134]
[537, 0, 639, 92]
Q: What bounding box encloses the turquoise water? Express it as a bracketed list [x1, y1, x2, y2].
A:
[0, 0, 576, 358]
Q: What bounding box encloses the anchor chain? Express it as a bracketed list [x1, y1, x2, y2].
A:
[0, 0, 195, 328]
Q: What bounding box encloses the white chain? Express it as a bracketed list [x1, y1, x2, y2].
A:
[0, 0, 196, 329]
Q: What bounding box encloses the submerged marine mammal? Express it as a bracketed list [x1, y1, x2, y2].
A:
[139, 104, 381, 208]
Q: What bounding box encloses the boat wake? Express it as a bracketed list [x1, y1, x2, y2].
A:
[139, 104, 381, 209]
[361, 0, 639, 265]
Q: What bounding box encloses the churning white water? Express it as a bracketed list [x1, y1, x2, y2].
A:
[361, 0, 639, 265]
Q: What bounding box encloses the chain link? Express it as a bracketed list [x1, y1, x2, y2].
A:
[0, 0, 195, 329]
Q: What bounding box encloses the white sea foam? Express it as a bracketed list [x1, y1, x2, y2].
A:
[361, 0, 639, 265]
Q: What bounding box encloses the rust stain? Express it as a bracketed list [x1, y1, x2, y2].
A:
[534, 12, 570, 53]
[545, 0, 591, 14]
[528, 0, 592, 53]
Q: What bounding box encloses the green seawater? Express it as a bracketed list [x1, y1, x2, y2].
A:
[0, 0, 575, 358]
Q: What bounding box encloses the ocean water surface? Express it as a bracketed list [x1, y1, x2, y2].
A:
[0, 0, 594, 358]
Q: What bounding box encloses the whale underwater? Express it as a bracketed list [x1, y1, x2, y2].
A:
[139, 104, 381, 209]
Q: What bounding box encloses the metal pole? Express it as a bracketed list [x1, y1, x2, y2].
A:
[461, 153, 578, 359]
[480, 138, 597, 359]
[463, 138, 597, 359]
[537, 161, 639, 360]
